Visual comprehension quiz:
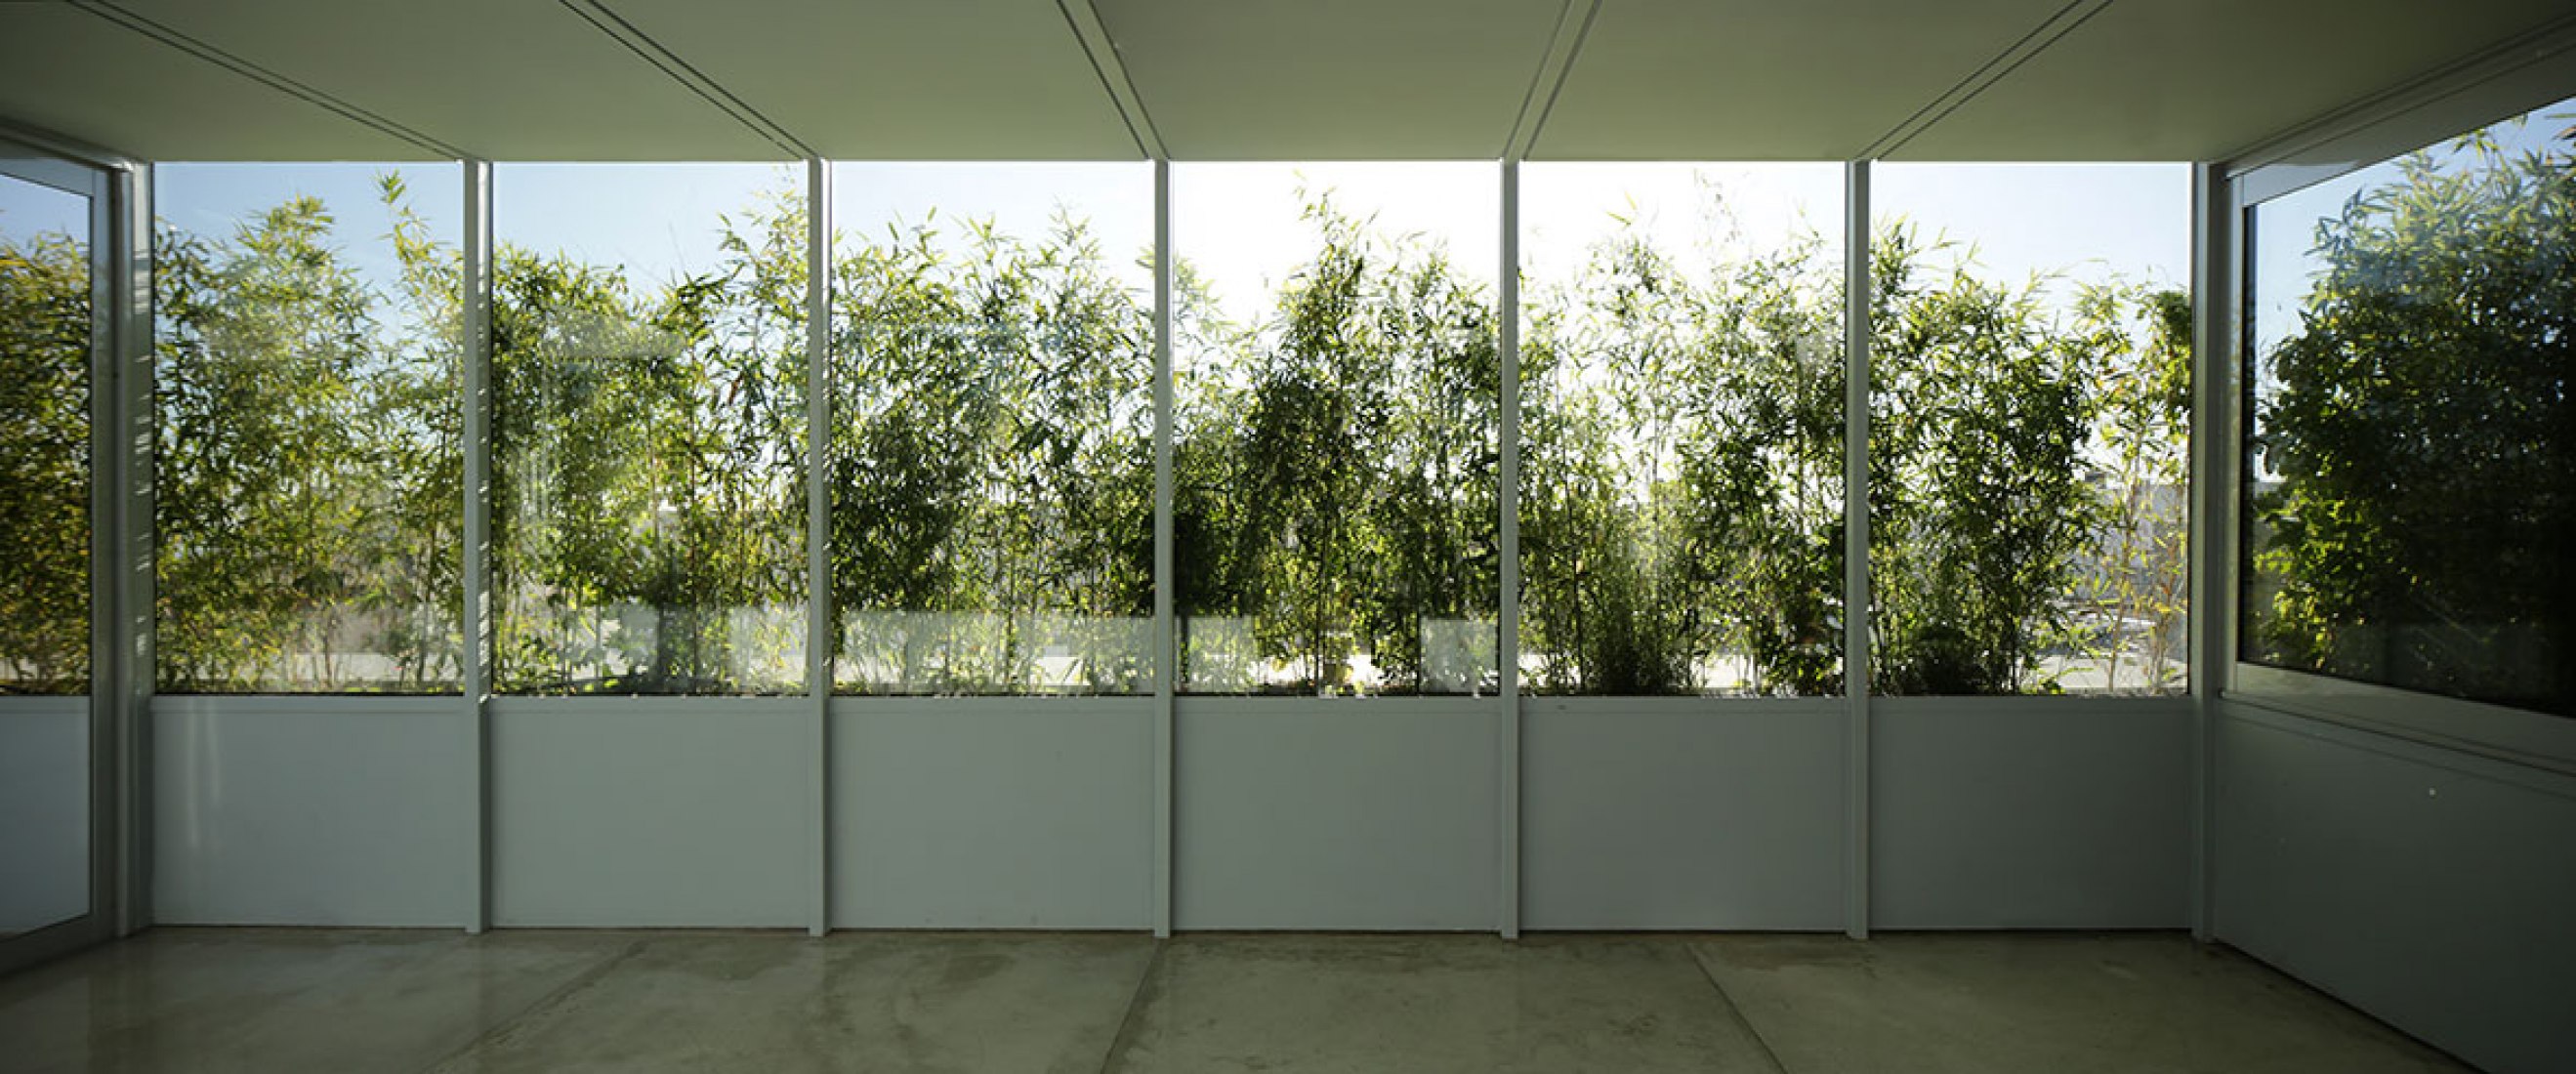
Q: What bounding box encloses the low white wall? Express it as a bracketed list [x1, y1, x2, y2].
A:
[2215, 699, 2576, 1074]
[829, 698, 1152, 929]
[1, 696, 90, 932]
[1521, 697, 1844, 930]
[1871, 696, 2194, 929]
[1175, 697, 1499, 930]
[488, 698, 810, 928]
[151, 696, 470, 927]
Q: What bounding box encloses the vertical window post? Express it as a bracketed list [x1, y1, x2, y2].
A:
[806, 157, 833, 938]
[1843, 158, 1872, 941]
[2187, 161, 2233, 942]
[460, 158, 492, 934]
[1151, 158, 1176, 939]
[1497, 158, 1522, 940]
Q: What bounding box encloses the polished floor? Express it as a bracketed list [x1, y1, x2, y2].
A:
[0, 929, 2465, 1073]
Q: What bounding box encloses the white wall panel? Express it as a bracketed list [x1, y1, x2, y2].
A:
[149, 697, 469, 927]
[830, 699, 1152, 929]
[1521, 698, 1844, 930]
[2215, 700, 2576, 1074]
[0, 697, 90, 931]
[489, 699, 806, 928]
[1872, 697, 2194, 929]
[1175, 698, 1497, 929]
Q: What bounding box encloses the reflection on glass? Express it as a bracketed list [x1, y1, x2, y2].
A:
[1, 167, 92, 935]
[493, 164, 807, 695]
[1872, 164, 2192, 696]
[1519, 164, 1845, 695]
[1, 173, 89, 695]
[828, 163, 1154, 694]
[2243, 99, 2576, 717]
[1173, 163, 1500, 696]
[153, 164, 463, 692]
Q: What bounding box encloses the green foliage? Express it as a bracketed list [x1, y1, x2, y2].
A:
[492, 189, 809, 695]
[154, 177, 463, 692]
[119, 170, 2196, 698]
[1870, 227, 2189, 695]
[1522, 218, 1845, 695]
[1174, 196, 1499, 694]
[0, 221, 91, 693]
[2248, 129, 2574, 712]
[829, 212, 1153, 693]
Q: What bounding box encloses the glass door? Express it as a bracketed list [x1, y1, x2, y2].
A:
[0, 144, 110, 970]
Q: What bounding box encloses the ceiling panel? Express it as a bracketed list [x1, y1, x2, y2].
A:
[111, 0, 784, 160]
[1895, 1, 2576, 160]
[1093, 0, 1566, 159]
[1533, 0, 2067, 160]
[602, 1, 1139, 159]
[0, 4, 427, 161]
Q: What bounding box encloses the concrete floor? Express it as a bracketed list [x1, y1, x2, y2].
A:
[0, 929, 2466, 1073]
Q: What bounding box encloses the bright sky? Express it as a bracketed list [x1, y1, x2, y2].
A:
[156, 161, 462, 302]
[0, 172, 91, 245]
[147, 159, 2196, 341]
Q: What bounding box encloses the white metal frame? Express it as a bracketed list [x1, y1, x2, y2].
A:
[1842, 159, 1874, 940]
[0, 123, 147, 971]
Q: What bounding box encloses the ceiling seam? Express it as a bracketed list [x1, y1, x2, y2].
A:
[561, 0, 811, 159]
[1504, 0, 1603, 161]
[1057, 0, 1161, 160]
[1860, 0, 2110, 160]
[69, 0, 467, 159]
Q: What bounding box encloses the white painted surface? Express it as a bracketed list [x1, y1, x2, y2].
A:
[1174, 698, 1498, 930]
[0, 697, 88, 933]
[489, 699, 807, 928]
[2216, 699, 2576, 1074]
[150, 696, 469, 927]
[830, 699, 1153, 929]
[1521, 698, 1845, 930]
[1872, 697, 2194, 929]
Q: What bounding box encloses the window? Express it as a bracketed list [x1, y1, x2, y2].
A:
[0, 169, 89, 694]
[154, 164, 462, 692]
[1173, 164, 1500, 695]
[1872, 164, 2191, 695]
[1519, 164, 1846, 695]
[829, 163, 1154, 694]
[2242, 98, 2575, 717]
[492, 164, 807, 695]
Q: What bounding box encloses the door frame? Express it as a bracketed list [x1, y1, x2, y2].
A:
[0, 130, 132, 975]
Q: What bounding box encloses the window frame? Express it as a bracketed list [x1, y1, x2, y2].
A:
[2222, 42, 2576, 773]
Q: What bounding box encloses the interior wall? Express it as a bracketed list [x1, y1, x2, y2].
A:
[137, 690, 2212, 933]
[829, 698, 1153, 929]
[487, 699, 809, 929]
[1174, 698, 1499, 930]
[1872, 697, 2194, 929]
[0, 697, 90, 931]
[2213, 699, 2576, 1074]
[149, 696, 469, 927]
[1519, 698, 1845, 930]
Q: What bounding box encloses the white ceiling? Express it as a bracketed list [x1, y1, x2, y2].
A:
[0, 0, 2569, 163]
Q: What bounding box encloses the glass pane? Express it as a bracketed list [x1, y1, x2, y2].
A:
[1174, 163, 1500, 696]
[1519, 164, 1846, 696]
[1872, 164, 2192, 695]
[493, 164, 808, 695]
[829, 163, 1154, 695]
[1, 172, 90, 694]
[1, 167, 92, 935]
[2243, 99, 2575, 717]
[153, 164, 464, 692]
